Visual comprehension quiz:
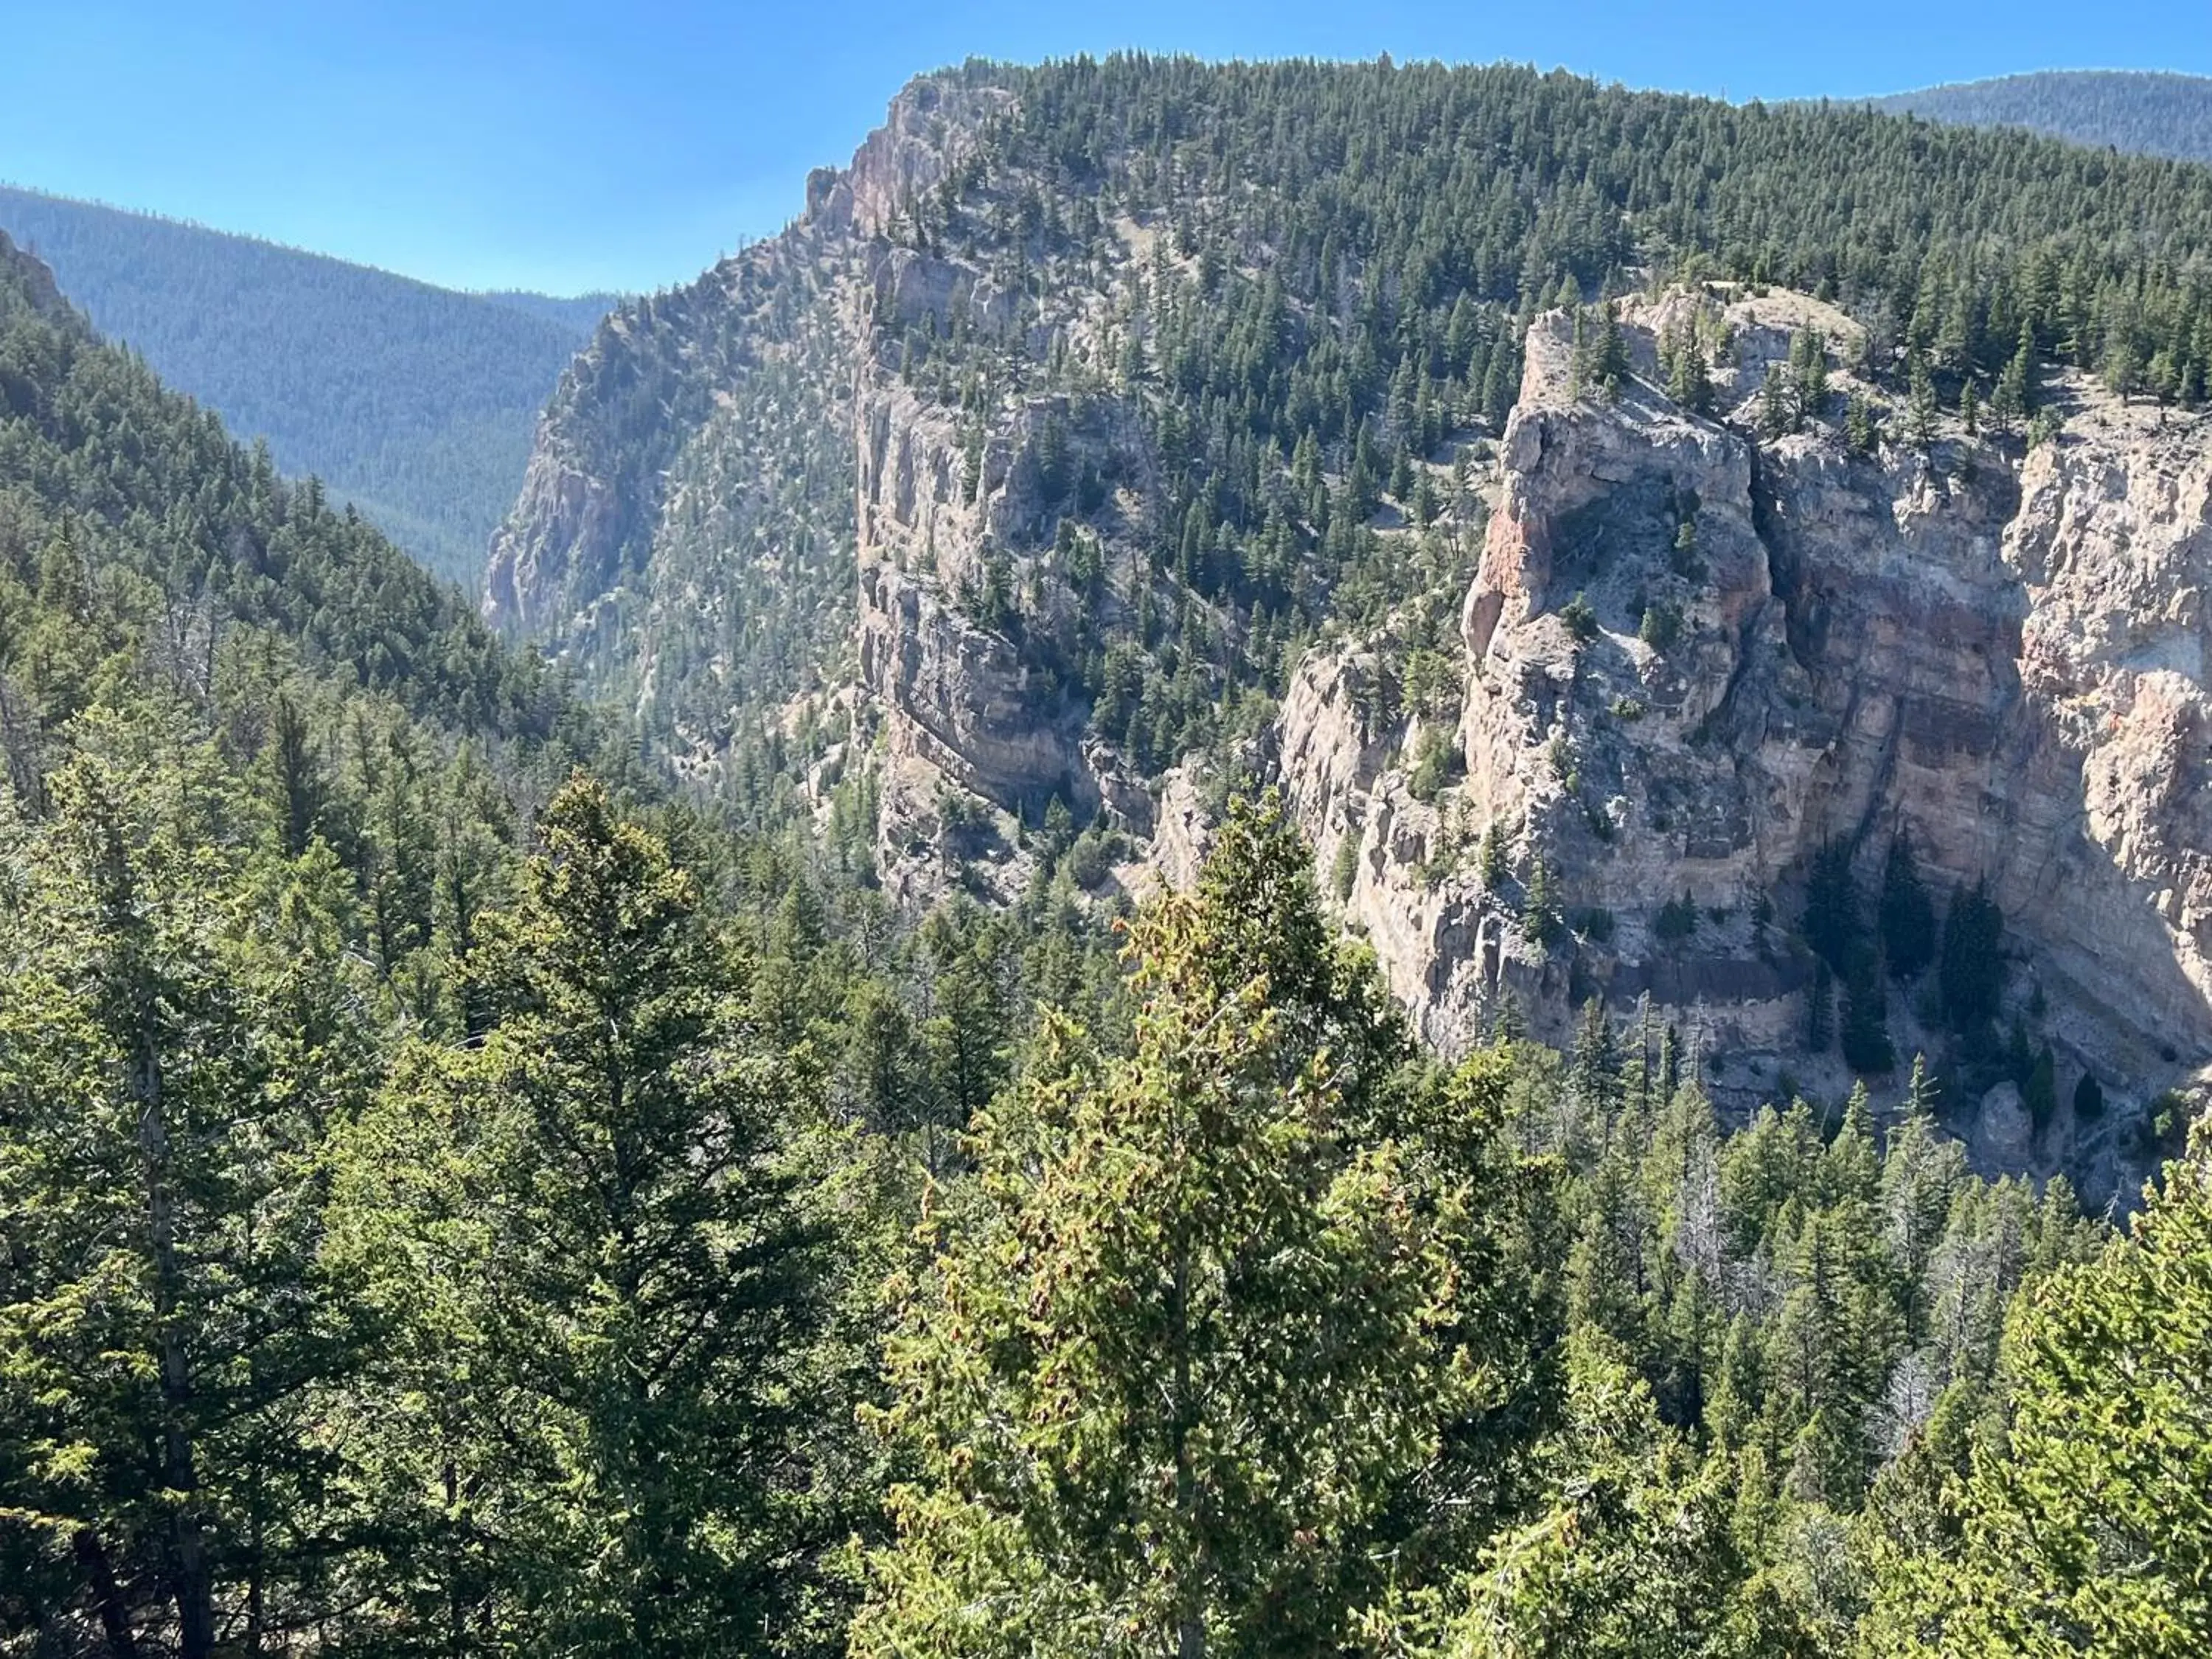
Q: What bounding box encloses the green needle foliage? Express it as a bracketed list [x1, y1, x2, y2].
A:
[330, 776, 841, 1657]
[855, 800, 1509, 1658]
[1445, 1334, 1804, 1659]
[1865, 1126, 2212, 1658]
[0, 710, 380, 1655]
[6, 71, 2212, 1659]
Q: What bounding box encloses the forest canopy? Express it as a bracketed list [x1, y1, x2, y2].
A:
[3, 56, 2212, 1658]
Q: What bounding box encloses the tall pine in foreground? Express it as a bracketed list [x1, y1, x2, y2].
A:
[0, 707, 378, 1655]
[330, 776, 839, 1658]
[852, 796, 1537, 1658]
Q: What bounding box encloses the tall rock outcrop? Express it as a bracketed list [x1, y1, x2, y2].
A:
[482, 78, 1009, 742]
[1279, 289, 2212, 1200]
[485, 63, 2212, 1194]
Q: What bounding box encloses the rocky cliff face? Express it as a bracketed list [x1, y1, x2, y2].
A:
[482, 79, 1015, 745]
[852, 372, 1093, 900]
[0, 231, 69, 320]
[489, 74, 1161, 889]
[488, 67, 2211, 1197]
[1277, 290, 2212, 1201]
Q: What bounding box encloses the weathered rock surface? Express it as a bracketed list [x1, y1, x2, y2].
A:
[486, 67, 2211, 1196]
[483, 77, 1006, 682]
[1276, 290, 2212, 1200]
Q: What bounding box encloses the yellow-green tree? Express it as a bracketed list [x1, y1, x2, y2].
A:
[852, 797, 1506, 1658]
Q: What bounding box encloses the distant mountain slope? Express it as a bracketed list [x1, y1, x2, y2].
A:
[0, 225, 590, 750]
[1873, 70, 2212, 164]
[481, 288, 627, 333]
[0, 184, 616, 585]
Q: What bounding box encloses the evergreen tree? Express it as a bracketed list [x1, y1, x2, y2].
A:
[0, 710, 378, 1655]
[1840, 960, 1896, 1074]
[1759, 364, 1794, 439]
[1879, 829, 1938, 981]
[1846, 392, 1880, 456]
[1906, 352, 1941, 449]
[331, 776, 835, 1657]
[1867, 1125, 2212, 1657]
[1444, 1335, 1798, 1658]
[1938, 880, 2006, 1032]
[852, 802, 1498, 1657]
[1802, 839, 1863, 975]
[1664, 321, 1713, 414]
[1524, 854, 1565, 949]
[1792, 326, 1829, 418]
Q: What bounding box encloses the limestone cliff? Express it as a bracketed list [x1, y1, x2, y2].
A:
[483, 78, 1007, 741]
[485, 66, 2212, 1195]
[1277, 290, 2212, 1202]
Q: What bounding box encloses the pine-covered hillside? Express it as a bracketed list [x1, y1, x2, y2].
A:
[0, 221, 626, 871]
[4, 63, 2212, 1657]
[0, 184, 616, 585]
[1873, 69, 2212, 163]
[496, 57, 2212, 764]
[488, 58, 2212, 1119]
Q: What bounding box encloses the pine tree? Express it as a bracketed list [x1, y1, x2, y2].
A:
[1802, 838, 1863, 976]
[1590, 302, 1631, 398]
[1791, 327, 1829, 420]
[1994, 321, 2036, 432]
[1479, 816, 1511, 889]
[1879, 829, 1938, 981]
[1665, 321, 1713, 414]
[1482, 345, 1517, 429]
[1906, 352, 1941, 449]
[1866, 1124, 2212, 1656]
[1846, 392, 1880, 456]
[1446, 1335, 1792, 1657]
[0, 710, 378, 1655]
[852, 800, 1498, 1657]
[1881, 1059, 1967, 1340]
[1938, 880, 2006, 1032]
[1759, 364, 1794, 438]
[331, 776, 835, 1657]
[1524, 853, 1565, 948]
[1840, 961, 1896, 1074]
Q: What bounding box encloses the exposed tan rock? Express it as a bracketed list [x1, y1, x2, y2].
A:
[1276, 289, 2212, 1197]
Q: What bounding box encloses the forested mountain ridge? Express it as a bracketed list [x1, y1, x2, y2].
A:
[0, 184, 615, 585]
[1874, 69, 2212, 164]
[4, 114, 2212, 1657]
[491, 56, 2212, 1197]
[0, 219, 630, 984]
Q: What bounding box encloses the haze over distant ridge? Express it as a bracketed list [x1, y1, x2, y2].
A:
[1872, 69, 2212, 164]
[0, 184, 617, 585]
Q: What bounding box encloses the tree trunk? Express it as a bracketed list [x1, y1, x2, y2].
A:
[136, 1016, 215, 1659]
[1170, 1245, 1204, 1659]
[445, 1452, 465, 1659]
[72, 1528, 138, 1659]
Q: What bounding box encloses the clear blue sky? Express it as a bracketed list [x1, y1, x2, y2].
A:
[2, 0, 2205, 297]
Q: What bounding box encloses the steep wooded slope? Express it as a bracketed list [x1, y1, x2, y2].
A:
[0, 226, 613, 807]
[0, 185, 613, 584]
